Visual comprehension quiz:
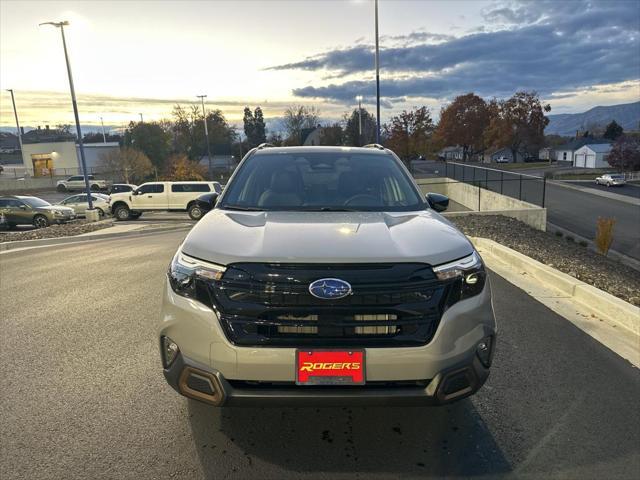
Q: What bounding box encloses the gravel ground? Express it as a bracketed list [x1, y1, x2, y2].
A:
[0, 220, 114, 243]
[452, 215, 640, 306]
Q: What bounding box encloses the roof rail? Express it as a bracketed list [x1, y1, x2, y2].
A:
[256, 143, 275, 150]
[363, 143, 385, 150]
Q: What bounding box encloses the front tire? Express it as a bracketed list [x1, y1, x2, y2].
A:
[90, 184, 101, 191]
[33, 215, 50, 229]
[188, 204, 204, 221]
[96, 208, 105, 218]
[57, 184, 67, 192]
[114, 205, 131, 221]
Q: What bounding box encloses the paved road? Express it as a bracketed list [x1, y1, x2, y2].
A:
[1, 231, 639, 479]
[566, 181, 640, 199]
[413, 162, 640, 260]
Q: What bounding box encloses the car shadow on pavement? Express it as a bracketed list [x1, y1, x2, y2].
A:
[187, 398, 511, 478]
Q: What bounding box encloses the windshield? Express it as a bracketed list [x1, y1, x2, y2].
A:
[610, 175, 624, 180]
[22, 197, 51, 208]
[219, 152, 425, 212]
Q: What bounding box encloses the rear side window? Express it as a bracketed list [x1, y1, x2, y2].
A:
[138, 184, 165, 194]
[171, 184, 210, 193]
[0, 199, 9, 207]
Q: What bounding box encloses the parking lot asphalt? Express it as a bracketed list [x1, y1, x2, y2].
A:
[1, 230, 639, 480]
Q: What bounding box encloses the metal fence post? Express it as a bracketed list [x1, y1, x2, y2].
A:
[478, 182, 481, 211]
[542, 176, 547, 208]
[500, 172, 504, 194]
[485, 168, 489, 190]
[519, 175, 523, 200]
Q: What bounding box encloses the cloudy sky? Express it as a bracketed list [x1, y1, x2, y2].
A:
[0, 0, 639, 132]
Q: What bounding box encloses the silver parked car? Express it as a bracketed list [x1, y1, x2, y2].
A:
[58, 193, 111, 217]
[159, 145, 496, 407]
[595, 173, 626, 187]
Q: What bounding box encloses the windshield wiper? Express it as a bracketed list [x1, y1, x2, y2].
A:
[221, 205, 264, 211]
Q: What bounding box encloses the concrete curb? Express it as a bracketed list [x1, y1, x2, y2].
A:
[470, 236, 640, 336]
[0, 224, 192, 252]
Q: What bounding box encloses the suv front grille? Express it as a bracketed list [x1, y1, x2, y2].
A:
[200, 263, 451, 347]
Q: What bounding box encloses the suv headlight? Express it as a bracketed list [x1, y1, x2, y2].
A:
[433, 251, 486, 304]
[168, 251, 225, 301]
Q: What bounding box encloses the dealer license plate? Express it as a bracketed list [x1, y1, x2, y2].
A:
[296, 349, 365, 385]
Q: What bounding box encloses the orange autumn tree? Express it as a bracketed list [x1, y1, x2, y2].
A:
[164, 154, 207, 181]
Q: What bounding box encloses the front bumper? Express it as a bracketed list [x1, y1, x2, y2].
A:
[163, 348, 492, 406]
[159, 275, 497, 406]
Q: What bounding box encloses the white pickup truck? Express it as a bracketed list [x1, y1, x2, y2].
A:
[56, 175, 109, 192]
[110, 181, 222, 220]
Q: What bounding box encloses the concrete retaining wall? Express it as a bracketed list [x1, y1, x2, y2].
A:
[417, 177, 547, 231]
[0, 177, 58, 192]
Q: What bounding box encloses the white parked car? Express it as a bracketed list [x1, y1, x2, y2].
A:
[595, 174, 626, 187]
[56, 175, 109, 192]
[58, 193, 111, 217]
[110, 181, 222, 220]
[495, 156, 510, 163]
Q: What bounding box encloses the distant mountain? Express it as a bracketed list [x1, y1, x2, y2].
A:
[546, 101, 640, 136]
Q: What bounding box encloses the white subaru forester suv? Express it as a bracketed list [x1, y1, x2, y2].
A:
[159, 145, 496, 406]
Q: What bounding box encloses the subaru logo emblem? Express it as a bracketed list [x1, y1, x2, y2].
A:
[309, 278, 352, 300]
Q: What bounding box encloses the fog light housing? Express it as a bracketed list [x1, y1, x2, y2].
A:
[161, 336, 179, 368]
[476, 336, 493, 367]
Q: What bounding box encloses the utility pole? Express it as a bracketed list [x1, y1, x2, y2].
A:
[100, 116, 106, 143]
[374, 0, 381, 144]
[139, 113, 144, 123]
[6, 89, 23, 152]
[40, 20, 93, 210]
[197, 94, 212, 177]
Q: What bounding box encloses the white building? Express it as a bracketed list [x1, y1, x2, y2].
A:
[573, 144, 612, 168]
[21, 141, 119, 176]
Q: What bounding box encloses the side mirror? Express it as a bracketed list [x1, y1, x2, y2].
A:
[196, 192, 219, 212]
[426, 192, 449, 212]
[132, 189, 139, 195]
[19, 205, 28, 210]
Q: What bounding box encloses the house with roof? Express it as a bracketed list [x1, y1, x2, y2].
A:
[437, 146, 464, 161]
[554, 137, 607, 164]
[573, 144, 612, 168]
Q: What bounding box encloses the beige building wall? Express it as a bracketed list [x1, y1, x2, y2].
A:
[21, 141, 79, 176]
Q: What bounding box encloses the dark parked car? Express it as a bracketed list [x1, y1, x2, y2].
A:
[189, 192, 219, 220]
[109, 183, 137, 194]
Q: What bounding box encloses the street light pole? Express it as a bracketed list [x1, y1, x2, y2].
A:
[6, 89, 23, 152]
[40, 20, 93, 210]
[374, 0, 381, 144]
[197, 94, 212, 177]
[100, 116, 106, 143]
[139, 113, 144, 123]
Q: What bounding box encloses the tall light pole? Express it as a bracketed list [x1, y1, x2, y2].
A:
[356, 95, 363, 146]
[197, 94, 212, 177]
[374, 0, 381, 144]
[6, 89, 23, 152]
[40, 20, 93, 210]
[139, 113, 144, 122]
[100, 116, 106, 143]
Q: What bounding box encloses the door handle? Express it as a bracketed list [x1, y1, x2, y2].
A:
[147, 195, 153, 198]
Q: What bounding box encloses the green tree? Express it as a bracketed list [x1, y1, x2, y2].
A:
[603, 120, 624, 141]
[484, 91, 551, 161]
[433, 93, 488, 161]
[344, 108, 377, 146]
[124, 121, 171, 169]
[383, 106, 435, 163]
[243, 106, 267, 147]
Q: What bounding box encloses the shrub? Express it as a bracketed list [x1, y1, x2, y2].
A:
[555, 231, 563, 237]
[566, 236, 574, 242]
[579, 240, 588, 247]
[595, 217, 616, 255]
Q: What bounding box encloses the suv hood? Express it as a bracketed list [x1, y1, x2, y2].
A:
[182, 210, 474, 266]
